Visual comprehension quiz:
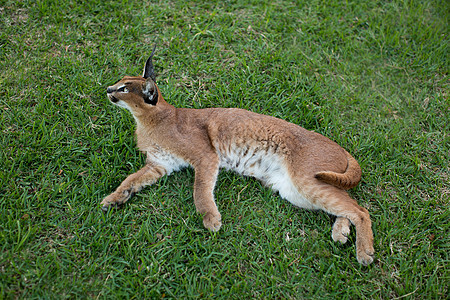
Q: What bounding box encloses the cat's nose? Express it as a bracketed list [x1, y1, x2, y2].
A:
[107, 87, 114, 94]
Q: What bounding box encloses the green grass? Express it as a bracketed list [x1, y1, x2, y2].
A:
[1, 0, 448, 298]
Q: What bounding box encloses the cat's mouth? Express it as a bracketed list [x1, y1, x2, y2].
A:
[108, 94, 119, 103]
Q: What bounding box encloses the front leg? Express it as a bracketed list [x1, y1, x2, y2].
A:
[193, 158, 222, 232]
[101, 163, 166, 211]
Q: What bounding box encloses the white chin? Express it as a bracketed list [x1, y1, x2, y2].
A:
[114, 100, 131, 111]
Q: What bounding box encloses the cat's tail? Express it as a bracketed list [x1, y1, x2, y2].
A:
[314, 150, 361, 190]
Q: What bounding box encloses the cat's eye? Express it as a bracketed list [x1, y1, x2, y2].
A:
[117, 86, 129, 93]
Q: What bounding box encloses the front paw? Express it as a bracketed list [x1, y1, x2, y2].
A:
[100, 192, 122, 211]
[203, 212, 222, 232]
[101, 189, 134, 211]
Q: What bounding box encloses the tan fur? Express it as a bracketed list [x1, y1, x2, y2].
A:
[101, 53, 374, 265]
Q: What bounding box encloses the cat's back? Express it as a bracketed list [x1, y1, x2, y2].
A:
[203, 107, 319, 149]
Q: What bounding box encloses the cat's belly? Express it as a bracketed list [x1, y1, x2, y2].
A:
[146, 144, 189, 175]
[218, 146, 316, 210]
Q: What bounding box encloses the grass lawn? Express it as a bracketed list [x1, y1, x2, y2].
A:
[1, 0, 448, 298]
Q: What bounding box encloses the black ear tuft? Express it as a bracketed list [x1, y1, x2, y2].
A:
[143, 44, 157, 82]
[143, 79, 158, 106]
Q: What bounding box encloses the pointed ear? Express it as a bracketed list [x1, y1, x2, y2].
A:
[143, 44, 157, 82]
[142, 78, 159, 105]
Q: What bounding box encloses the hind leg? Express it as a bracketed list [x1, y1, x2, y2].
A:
[306, 184, 374, 265]
[325, 193, 373, 265]
[345, 205, 374, 266]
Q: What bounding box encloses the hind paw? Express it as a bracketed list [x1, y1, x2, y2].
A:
[332, 217, 351, 244]
[357, 248, 375, 266]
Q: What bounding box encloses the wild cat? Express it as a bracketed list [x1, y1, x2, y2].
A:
[101, 47, 374, 265]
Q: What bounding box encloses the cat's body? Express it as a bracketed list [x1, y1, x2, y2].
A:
[101, 49, 374, 265]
